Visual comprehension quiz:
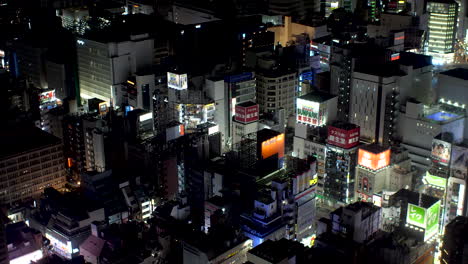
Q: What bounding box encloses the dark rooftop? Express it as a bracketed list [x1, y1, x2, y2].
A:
[237, 101, 257, 108]
[399, 52, 432, 69]
[299, 91, 336, 103]
[0, 125, 61, 160]
[257, 128, 281, 143]
[330, 121, 359, 131]
[390, 189, 439, 208]
[248, 238, 305, 263]
[440, 68, 468, 81]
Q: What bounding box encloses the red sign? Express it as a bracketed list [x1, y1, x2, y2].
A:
[235, 104, 259, 123]
[327, 126, 360, 149]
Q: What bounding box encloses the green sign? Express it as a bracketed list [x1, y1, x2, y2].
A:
[425, 172, 447, 188]
[425, 201, 441, 241]
[407, 204, 426, 228]
[297, 108, 319, 119]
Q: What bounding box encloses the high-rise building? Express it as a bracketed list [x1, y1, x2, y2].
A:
[76, 34, 153, 104]
[349, 65, 401, 146]
[427, 0, 458, 64]
[0, 126, 66, 205]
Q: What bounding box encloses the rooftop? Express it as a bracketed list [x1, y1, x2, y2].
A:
[440, 68, 468, 81]
[0, 125, 61, 160]
[299, 91, 336, 103]
[399, 52, 432, 69]
[330, 121, 359, 131]
[237, 101, 257, 108]
[248, 238, 305, 263]
[390, 189, 439, 208]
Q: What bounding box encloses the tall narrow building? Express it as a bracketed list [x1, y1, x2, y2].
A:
[427, 0, 458, 64]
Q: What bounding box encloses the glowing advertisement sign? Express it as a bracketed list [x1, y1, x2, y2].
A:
[406, 204, 426, 228]
[167, 72, 188, 90]
[431, 139, 451, 165]
[39, 90, 56, 104]
[358, 149, 391, 171]
[424, 201, 440, 241]
[297, 98, 322, 126]
[261, 133, 285, 160]
[424, 172, 447, 188]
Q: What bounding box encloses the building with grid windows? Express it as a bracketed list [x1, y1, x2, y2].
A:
[427, 0, 458, 64]
[0, 126, 66, 206]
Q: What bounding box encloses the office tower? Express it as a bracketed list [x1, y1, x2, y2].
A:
[349, 65, 401, 146]
[256, 70, 297, 117]
[76, 34, 153, 104]
[12, 38, 48, 89]
[322, 122, 360, 205]
[0, 126, 66, 205]
[355, 144, 391, 202]
[427, 0, 458, 64]
[440, 216, 468, 264]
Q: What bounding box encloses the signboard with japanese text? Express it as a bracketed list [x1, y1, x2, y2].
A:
[297, 98, 322, 126]
[424, 201, 440, 241]
[327, 125, 360, 149]
[407, 203, 426, 228]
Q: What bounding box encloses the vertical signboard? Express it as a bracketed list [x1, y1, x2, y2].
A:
[431, 139, 452, 165]
[424, 201, 440, 241]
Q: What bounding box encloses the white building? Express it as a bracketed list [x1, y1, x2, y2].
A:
[350, 69, 403, 145]
[399, 100, 465, 169]
[76, 34, 153, 104]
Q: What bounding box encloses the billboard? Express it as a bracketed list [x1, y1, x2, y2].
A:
[235, 104, 259, 123]
[425, 201, 440, 241]
[424, 172, 447, 188]
[327, 126, 360, 149]
[358, 149, 391, 171]
[391, 53, 400, 61]
[431, 139, 451, 165]
[261, 133, 285, 160]
[297, 98, 322, 126]
[39, 90, 56, 104]
[167, 72, 188, 90]
[406, 203, 426, 228]
[450, 145, 468, 179]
